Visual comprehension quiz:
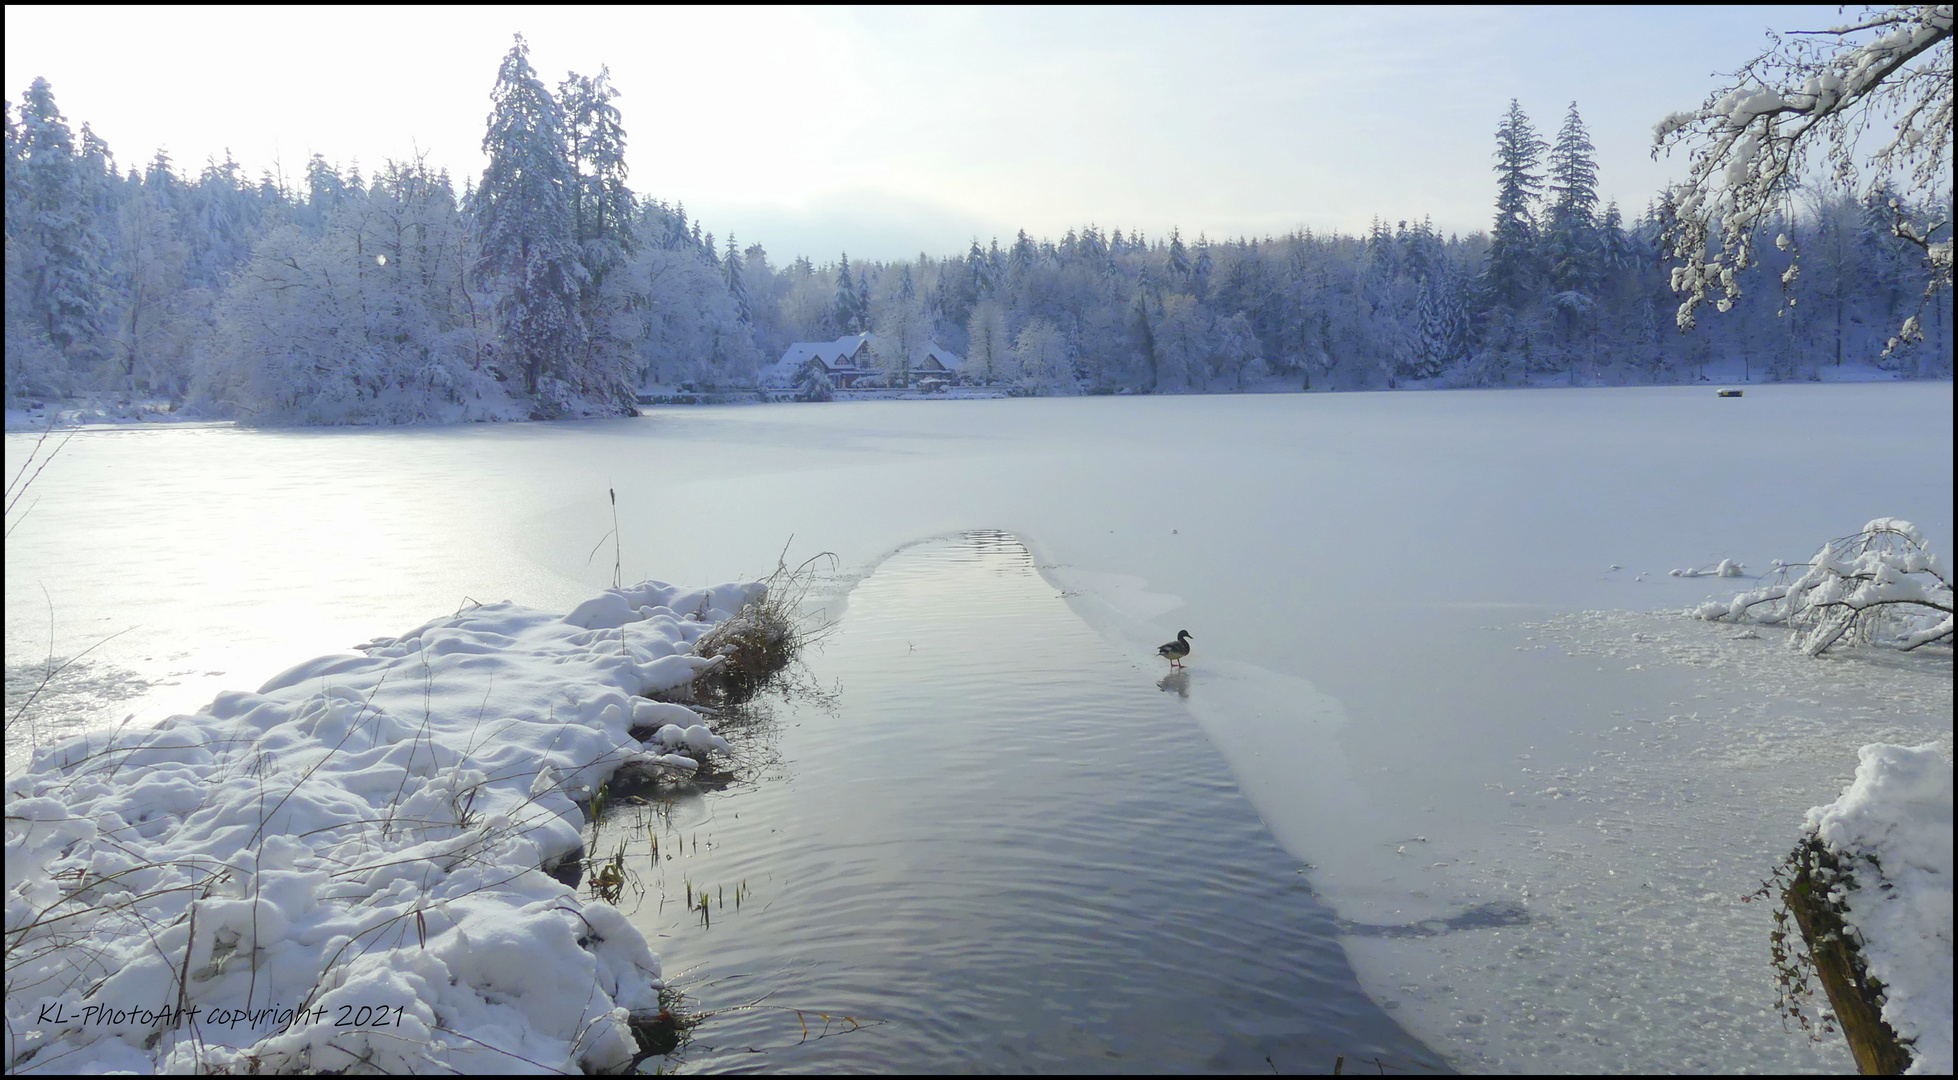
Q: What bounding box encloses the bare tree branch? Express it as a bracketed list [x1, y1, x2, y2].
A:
[1653, 5, 1952, 347]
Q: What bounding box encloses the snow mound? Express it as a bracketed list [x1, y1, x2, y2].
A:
[1805, 743, 1954, 1075]
[4, 580, 759, 1073]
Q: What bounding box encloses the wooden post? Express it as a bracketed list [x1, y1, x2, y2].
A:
[1784, 839, 1914, 1075]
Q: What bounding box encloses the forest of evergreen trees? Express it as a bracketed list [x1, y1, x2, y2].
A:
[5, 37, 1951, 424]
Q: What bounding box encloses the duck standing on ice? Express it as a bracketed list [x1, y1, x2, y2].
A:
[1157, 629, 1192, 668]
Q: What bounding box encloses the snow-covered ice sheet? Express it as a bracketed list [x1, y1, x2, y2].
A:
[1806, 743, 1953, 1075]
[4, 580, 757, 1073]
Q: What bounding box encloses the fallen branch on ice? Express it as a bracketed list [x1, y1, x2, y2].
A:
[1690, 518, 1953, 655]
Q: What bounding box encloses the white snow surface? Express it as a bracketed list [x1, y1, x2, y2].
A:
[1805, 743, 1954, 1075]
[4, 580, 758, 1074]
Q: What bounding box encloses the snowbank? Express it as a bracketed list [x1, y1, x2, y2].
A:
[4, 579, 763, 1074]
[1805, 743, 1954, 1075]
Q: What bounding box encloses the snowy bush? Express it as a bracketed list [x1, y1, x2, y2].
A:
[1692, 518, 1953, 655]
[795, 363, 834, 402]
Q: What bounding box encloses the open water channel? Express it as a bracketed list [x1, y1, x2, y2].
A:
[600, 532, 1446, 1073]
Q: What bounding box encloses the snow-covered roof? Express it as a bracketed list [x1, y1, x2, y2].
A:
[864, 334, 963, 373]
[761, 334, 871, 386]
[915, 345, 963, 373]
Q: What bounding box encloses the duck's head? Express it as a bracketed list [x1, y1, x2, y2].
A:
[1176, 630, 1191, 641]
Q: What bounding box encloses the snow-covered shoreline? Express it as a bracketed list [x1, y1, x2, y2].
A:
[5, 581, 758, 1073]
[7, 363, 1940, 433]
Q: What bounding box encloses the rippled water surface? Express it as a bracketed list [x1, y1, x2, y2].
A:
[603, 533, 1446, 1073]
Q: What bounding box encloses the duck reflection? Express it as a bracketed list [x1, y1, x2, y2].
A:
[1157, 670, 1190, 699]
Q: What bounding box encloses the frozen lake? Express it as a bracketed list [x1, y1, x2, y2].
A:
[6, 383, 1952, 1071]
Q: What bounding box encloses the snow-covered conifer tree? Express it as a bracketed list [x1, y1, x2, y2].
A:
[1480, 99, 1546, 315]
[559, 66, 638, 405]
[1799, 191, 1871, 369]
[1166, 227, 1191, 284]
[1544, 102, 1600, 297]
[738, 241, 792, 355]
[17, 77, 110, 371]
[830, 253, 863, 335]
[472, 35, 589, 408]
[1008, 230, 1037, 302]
[76, 123, 121, 239]
[723, 233, 750, 325]
[1128, 289, 1161, 389]
[852, 260, 874, 330]
[4, 101, 23, 238]
[182, 152, 260, 293]
[966, 238, 994, 302]
[1542, 104, 1603, 378]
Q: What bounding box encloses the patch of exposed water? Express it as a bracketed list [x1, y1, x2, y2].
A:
[596, 532, 1448, 1073]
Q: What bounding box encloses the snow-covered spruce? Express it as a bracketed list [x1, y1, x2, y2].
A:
[1801, 743, 1954, 1075]
[1691, 518, 1954, 655]
[4, 580, 759, 1074]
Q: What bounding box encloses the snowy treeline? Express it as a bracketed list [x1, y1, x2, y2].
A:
[4, 41, 758, 423]
[5, 58, 1951, 422]
[860, 98, 1949, 393]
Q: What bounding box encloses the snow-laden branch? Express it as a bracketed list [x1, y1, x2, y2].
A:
[1692, 518, 1953, 655]
[1654, 5, 1953, 347]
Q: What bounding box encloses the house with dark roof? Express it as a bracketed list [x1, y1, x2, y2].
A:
[761, 333, 964, 390]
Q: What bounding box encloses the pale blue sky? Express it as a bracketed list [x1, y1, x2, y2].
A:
[5, 5, 1839, 263]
